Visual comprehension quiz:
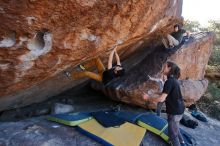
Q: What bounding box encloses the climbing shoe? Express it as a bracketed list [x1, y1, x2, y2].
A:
[77, 64, 86, 71]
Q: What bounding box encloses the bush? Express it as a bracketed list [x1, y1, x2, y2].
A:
[198, 82, 220, 120]
[207, 82, 220, 100]
[209, 46, 220, 66]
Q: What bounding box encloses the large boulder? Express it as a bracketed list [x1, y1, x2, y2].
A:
[0, 0, 183, 111]
[91, 32, 214, 109]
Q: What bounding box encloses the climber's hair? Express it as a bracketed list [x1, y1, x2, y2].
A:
[174, 24, 181, 30]
[166, 61, 181, 79]
[115, 68, 125, 77]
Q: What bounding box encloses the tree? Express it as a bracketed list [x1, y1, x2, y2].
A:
[184, 20, 203, 32]
[207, 20, 220, 46]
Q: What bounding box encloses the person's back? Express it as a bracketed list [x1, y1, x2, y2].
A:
[143, 61, 186, 146]
[164, 76, 185, 115]
[102, 66, 125, 85]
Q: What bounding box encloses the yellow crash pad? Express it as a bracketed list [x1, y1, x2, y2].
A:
[78, 119, 146, 146]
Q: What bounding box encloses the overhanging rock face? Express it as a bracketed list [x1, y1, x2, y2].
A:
[92, 32, 214, 109]
[0, 0, 183, 111]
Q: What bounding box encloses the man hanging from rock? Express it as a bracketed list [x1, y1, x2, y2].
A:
[162, 24, 190, 48]
[142, 61, 186, 146]
[72, 46, 125, 85]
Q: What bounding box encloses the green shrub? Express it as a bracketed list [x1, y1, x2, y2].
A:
[198, 82, 220, 120]
[207, 82, 220, 100]
[209, 46, 220, 66]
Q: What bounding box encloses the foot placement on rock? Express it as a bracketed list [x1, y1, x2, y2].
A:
[79, 65, 86, 70]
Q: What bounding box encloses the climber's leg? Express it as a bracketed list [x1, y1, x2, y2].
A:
[167, 34, 179, 47]
[80, 57, 105, 73]
[95, 57, 105, 75]
[73, 57, 105, 82]
[162, 38, 169, 48]
[81, 58, 98, 69]
[72, 71, 102, 82]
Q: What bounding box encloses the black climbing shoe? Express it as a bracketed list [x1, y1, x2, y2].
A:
[79, 65, 86, 70]
[75, 65, 86, 71]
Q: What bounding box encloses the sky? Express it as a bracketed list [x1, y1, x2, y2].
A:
[182, 0, 220, 26]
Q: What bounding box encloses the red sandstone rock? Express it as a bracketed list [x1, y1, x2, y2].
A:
[91, 32, 214, 109]
[0, 0, 183, 111]
[0, 0, 214, 111]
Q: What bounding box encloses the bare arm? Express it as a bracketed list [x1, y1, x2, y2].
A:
[143, 93, 167, 103]
[107, 48, 115, 69]
[183, 31, 190, 37]
[114, 49, 121, 66]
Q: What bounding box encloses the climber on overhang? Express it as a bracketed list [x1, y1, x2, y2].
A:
[72, 46, 125, 85]
[162, 24, 190, 49]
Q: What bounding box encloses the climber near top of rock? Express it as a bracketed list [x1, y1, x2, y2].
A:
[72, 46, 125, 85]
[162, 24, 190, 49]
[143, 61, 186, 146]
